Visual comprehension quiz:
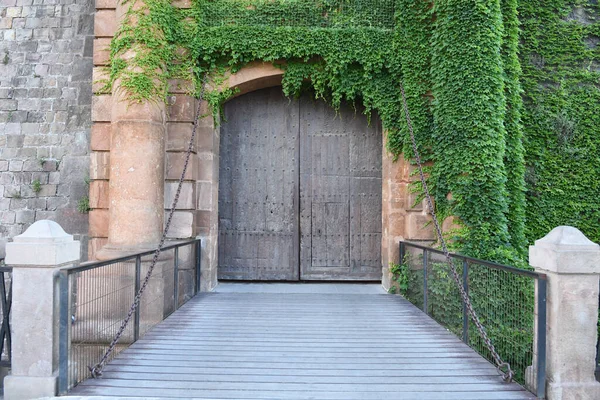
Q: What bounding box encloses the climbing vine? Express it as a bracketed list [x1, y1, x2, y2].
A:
[101, 0, 599, 262]
[518, 0, 600, 244]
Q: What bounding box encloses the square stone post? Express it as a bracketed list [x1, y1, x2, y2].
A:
[3, 220, 80, 400]
[529, 226, 600, 400]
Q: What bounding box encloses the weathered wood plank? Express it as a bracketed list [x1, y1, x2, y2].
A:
[72, 387, 533, 400]
[300, 98, 382, 280]
[69, 290, 535, 399]
[98, 371, 503, 382]
[218, 88, 299, 280]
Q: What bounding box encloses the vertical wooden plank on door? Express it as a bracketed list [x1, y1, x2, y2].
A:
[218, 87, 299, 280]
[349, 115, 382, 278]
[300, 97, 382, 280]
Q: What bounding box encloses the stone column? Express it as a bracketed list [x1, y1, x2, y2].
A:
[3, 220, 80, 400]
[529, 226, 600, 400]
[96, 0, 166, 260]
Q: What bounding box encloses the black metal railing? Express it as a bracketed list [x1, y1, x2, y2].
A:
[57, 239, 201, 393]
[596, 281, 600, 381]
[0, 260, 12, 369]
[398, 241, 547, 398]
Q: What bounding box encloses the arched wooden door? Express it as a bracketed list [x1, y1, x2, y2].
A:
[218, 87, 382, 281]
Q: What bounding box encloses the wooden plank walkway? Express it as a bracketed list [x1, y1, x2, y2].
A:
[69, 284, 535, 399]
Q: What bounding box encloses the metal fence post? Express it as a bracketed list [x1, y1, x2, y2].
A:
[423, 249, 428, 314]
[597, 280, 600, 381]
[57, 270, 70, 395]
[399, 241, 405, 266]
[174, 247, 179, 311]
[536, 277, 547, 399]
[0, 268, 12, 368]
[195, 239, 201, 294]
[462, 258, 469, 344]
[133, 255, 141, 342]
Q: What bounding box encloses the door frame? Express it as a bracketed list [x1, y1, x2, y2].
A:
[194, 61, 436, 291]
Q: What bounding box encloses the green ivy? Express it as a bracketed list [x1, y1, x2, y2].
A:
[518, 0, 600, 244]
[103, 0, 600, 263]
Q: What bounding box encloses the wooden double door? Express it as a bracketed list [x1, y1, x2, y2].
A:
[218, 87, 382, 281]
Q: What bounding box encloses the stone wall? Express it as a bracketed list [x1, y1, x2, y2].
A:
[0, 0, 93, 258]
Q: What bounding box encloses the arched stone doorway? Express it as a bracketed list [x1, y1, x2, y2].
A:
[218, 87, 382, 281]
[89, 61, 434, 291]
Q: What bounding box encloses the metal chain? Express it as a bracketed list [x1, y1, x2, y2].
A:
[398, 82, 514, 383]
[89, 74, 208, 378]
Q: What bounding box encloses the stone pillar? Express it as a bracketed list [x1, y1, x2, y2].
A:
[96, 0, 166, 260]
[3, 220, 80, 400]
[529, 226, 600, 400]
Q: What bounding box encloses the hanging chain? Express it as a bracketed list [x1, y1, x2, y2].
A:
[398, 82, 514, 383]
[89, 74, 208, 378]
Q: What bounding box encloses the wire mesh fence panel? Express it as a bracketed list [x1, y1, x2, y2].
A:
[425, 251, 464, 340]
[68, 261, 136, 387]
[59, 240, 201, 392]
[400, 246, 425, 310]
[398, 242, 544, 391]
[467, 265, 535, 385]
[176, 243, 198, 307]
[198, 0, 396, 30]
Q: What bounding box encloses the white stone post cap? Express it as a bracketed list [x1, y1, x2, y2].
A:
[530, 226, 600, 274]
[5, 220, 80, 266]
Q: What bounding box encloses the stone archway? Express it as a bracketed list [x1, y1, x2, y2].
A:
[196, 62, 434, 289]
[89, 60, 434, 292]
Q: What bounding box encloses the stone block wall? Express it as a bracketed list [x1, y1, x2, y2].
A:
[0, 0, 94, 258]
[88, 0, 211, 269]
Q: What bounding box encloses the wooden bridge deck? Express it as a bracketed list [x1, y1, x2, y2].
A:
[69, 284, 535, 399]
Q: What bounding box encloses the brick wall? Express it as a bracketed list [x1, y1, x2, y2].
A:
[0, 0, 94, 258]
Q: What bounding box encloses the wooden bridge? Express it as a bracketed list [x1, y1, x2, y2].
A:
[68, 283, 534, 399]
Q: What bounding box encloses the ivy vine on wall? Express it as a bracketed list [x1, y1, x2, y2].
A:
[100, 0, 599, 263]
[518, 0, 600, 245]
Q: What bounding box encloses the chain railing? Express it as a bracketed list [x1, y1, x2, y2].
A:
[397, 241, 547, 398]
[57, 239, 201, 393]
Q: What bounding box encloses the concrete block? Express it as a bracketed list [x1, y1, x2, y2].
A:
[4, 375, 57, 400]
[165, 211, 194, 239]
[89, 179, 109, 209]
[197, 157, 213, 181]
[89, 208, 109, 237]
[197, 125, 215, 151]
[164, 181, 195, 210]
[166, 122, 196, 152]
[93, 38, 111, 66]
[168, 79, 194, 94]
[166, 152, 197, 181]
[91, 122, 111, 151]
[91, 94, 112, 122]
[5, 220, 80, 266]
[196, 181, 212, 211]
[96, 0, 117, 8]
[167, 95, 195, 122]
[405, 213, 434, 240]
[92, 66, 109, 93]
[89, 151, 110, 180]
[94, 9, 117, 37]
